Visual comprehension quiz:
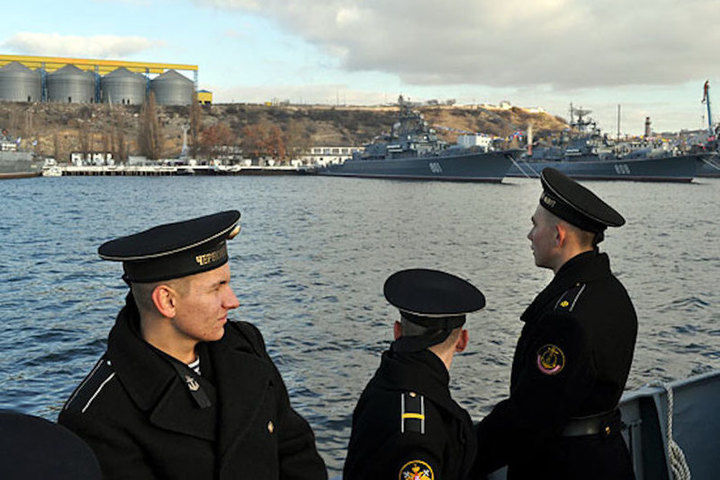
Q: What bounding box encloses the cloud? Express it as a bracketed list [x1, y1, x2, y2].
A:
[193, 0, 720, 90]
[2, 32, 163, 58]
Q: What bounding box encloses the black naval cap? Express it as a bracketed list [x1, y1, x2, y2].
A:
[539, 168, 625, 234]
[98, 210, 241, 283]
[384, 268, 485, 353]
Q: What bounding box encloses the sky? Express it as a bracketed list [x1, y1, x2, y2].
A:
[2, 0, 720, 135]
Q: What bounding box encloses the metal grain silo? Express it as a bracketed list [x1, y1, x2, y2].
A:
[0, 62, 41, 102]
[47, 65, 96, 103]
[101, 67, 146, 105]
[150, 70, 193, 106]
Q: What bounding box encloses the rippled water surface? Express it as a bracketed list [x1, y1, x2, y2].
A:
[1, 175, 718, 475]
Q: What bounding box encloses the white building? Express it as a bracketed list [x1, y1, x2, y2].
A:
[457, 134, 494, 152]
[300, 145, 361, 166]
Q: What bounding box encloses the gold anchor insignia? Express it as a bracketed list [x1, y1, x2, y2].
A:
[184, 375, 200, 392]
[560, 300, 569, 307]
[267, 421, 274, 434]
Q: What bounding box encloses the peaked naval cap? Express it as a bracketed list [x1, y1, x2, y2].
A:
[98, 210, 241, 283]
[384, 268, 485, 352]
[539, 167, 625, 234]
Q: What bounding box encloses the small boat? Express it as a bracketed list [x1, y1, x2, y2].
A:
[317, 96, 517, 183]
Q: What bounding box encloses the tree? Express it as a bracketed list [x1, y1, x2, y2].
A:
[199, 122, 235, 158]
[240, 122, 287, 161]
[138, 92, 162, 160]
[189, 92, 202, 158]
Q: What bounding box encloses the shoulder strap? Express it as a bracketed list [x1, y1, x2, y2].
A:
[400, 391, 426, 434]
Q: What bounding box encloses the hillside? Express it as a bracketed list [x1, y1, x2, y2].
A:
[0, 102, 568, 161]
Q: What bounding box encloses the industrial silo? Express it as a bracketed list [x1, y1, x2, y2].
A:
[47, 65, 96, 103]
[0, 62, 41, 102]
[101, 67, 146, 105]
[150, 70, 193, 106]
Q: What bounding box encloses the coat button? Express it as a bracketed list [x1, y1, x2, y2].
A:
[268, 421, 274, 434]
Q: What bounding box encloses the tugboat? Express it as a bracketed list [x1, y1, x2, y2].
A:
[317, 96, 516, 182]
[508, 107, 702, 182]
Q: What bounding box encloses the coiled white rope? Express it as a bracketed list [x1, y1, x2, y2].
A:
[648, 381, 691, 480]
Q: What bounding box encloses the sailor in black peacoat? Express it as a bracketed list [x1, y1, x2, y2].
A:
[58, 210, 326, 480]
[59, 295, 326, 479]
[473, 169, 638, 479]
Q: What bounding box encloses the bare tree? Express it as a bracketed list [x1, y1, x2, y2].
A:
[138, 92, 162, 160]
[190, 92, 202, 158]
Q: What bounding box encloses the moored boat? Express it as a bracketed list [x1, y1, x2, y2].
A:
[317, 96, 516, 183]
[508, 107, 700, 182]
[0, 129, 38, 179]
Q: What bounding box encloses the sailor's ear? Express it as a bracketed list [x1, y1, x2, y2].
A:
[455, 329, 469, 353]
[554, 223, 568, 247]
[152, 284, 177, 318]
[394, 321, 402, 340]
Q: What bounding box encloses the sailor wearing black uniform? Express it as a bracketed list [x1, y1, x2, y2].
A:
[344, 268, 486, 480]
[473, 168, 638, 479]
[58, 211, 327, 480]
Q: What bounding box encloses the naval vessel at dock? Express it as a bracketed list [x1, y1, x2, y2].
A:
[317, 97, 516, 182]
[0, 129, 38, 179]
[508, 108, 702, 182]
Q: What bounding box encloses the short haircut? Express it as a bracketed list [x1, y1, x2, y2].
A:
[543, 207, 596, 248]
[131, 277, 190, 315]
[400, 316, 462, 348]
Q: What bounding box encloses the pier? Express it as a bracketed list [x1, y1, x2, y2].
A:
[43, 164, 310, 177]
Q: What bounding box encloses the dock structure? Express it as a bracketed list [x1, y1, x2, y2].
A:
[44, 164, 308, 177]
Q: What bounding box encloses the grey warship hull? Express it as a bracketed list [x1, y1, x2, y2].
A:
[507, 153, 700, 182]
[0, 151, 37, 179]
[318, 150, 514, 183]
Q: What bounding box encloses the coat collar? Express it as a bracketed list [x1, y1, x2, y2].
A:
[107, 294, 272, 445]
[375, 347, 464, 418]
[521, 250, 612, 323]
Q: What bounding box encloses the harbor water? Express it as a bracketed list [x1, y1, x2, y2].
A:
[0, 175, 718, 475]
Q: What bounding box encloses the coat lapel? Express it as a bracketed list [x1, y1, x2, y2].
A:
[149, 376, 217, 441]
[210, 328, 273, 458]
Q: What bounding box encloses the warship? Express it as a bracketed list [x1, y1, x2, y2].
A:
[317, 97, 516, 182]
[0, 129, 37, 179]
[695, 80, 720, 178]
[508, 108, 701, 182]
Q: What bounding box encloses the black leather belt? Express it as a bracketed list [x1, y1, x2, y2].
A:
[562, 409, 621, 437]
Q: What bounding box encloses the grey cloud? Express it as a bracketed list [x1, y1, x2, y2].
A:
[2, 33, 162, 58]
[194, 0, 720, 90]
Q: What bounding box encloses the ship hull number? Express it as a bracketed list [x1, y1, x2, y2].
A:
[429, 162, 443, 174]
[614, 163, 631, 175]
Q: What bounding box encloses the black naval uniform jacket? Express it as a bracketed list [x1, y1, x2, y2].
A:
[58, 295, 327, 480]
[474, 251, 637, 480]
[344, 346, 477, 480]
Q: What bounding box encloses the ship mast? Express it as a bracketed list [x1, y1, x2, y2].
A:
[702, 80, 713, 135]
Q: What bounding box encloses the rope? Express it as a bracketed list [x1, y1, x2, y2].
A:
[647, 381, 692, 480]
[508, 155, 539, 179]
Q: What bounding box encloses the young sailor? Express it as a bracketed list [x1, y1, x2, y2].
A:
[473, 168, 638, 479]
[344, 268, 485, 480]
[58, 210, 327, 480]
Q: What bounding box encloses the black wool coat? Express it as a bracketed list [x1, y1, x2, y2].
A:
[473, 251, 638, 480]
[58, 295, 327, 480]
[344, 347, 477, 480]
